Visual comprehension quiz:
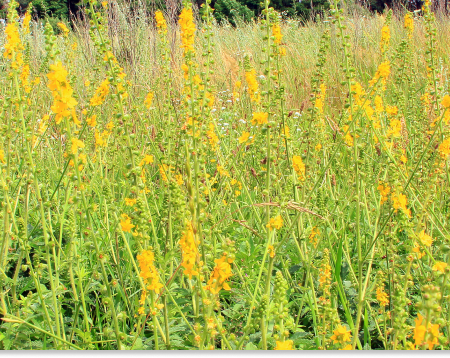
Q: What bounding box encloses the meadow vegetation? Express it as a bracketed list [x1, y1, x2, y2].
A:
[1, 0, 450, 350]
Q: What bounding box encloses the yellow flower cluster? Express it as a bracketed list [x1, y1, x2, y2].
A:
[47, 61, 78, 125]
[274, 340, 293, 350]
[137, 249, 163, 294]
[266, 215, 283, 231]
[238, 131, 250, 144]
[308, 226, 320, 247]
[438, 138, 450, 158]
[380, 25, 390, 52]
[139, 154, 154, 166]
[330, 325, 352, 346]
[413, 314, 441, 350]
[179, 222, 199, 279]
[57, 22, 69, 37]
[120, 214, 135, 233]
[377, 183, 390, 205]
[404, 13, 414, 38]
[251, 112, 268, 125]
[205, 254, 234, 295]
[22, 11, 31, 34]
[71, 138, 85, 155]
[144, 91, 154, 109]
[3, 22, 24, 69]
[432, 261, 447, 273]
[315, 84, 326, 114]
[392, 192, 411, 217]
[179, 7, 196, 55]
[272, 24, 282, 45]
[155, 10, 167, 34]
[376, 286, 389, 307]
[90, 79, 110, 106]
[245, 69, 260, 103]
[206, 123, 219, 151]
[292, 155, 305, 181]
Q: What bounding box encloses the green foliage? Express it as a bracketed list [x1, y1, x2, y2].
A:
[212, 0, 255, 25]
[31, 0, 80, 20]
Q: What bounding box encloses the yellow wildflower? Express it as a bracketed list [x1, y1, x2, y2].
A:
[418, 230, 432, 247]
[251, 112, 268, 125]
[404, 13, 414, 37]
[292, 155, 305, 181]
[432, 261, 447, 273]
[125, 198, 137, 206]
[438, 138, 450, 158]
[139, 154, 154, 166]
[238, 131, 250, 144]
[71, 138, 85, 155]
[205, 254, 234, 295]
[137, 249, 163, 294]
[179, 7, 196, 55]
[245, 69, 260, 103]
[144, 92, 154, 109]
[57, 22, 69, 37]
[442, 95, 450, 108]
[330, 325, 352, 345]
[86, 115, 97, 127]
[155, 10, 167, 34]
[272, 23, 282, 44]
[120, 214, 135, 233]
[267, 215, 283, 231]
[179, 222, 199, 279]
[274, 340, 293, 350]
[376, 286, 389, 307]
[392, 192, 411, 218]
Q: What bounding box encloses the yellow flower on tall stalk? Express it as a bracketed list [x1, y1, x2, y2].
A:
[137, 249, 163, 294]
[404, 13, 414, 38]
[272, 23, 282, 44]
[376, 286, 389, 307]
[292, 155, 305, 181]
[4, 21, 25, 69]
[90, 78, 110, 106]
[206, 123, 219, 150]
[144, 91, 154, 109]
[179, 6, 196, 55]
[155, 10, 167, 34]
[205, 254, 234, 295]
[22, 10, 31, 34]
[245, 69, 260, 103]
[125, 198, 137, 206]
[380, 25, 390, 51]
[179, 222, 199, 279]
[86, 115, 97, 127]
